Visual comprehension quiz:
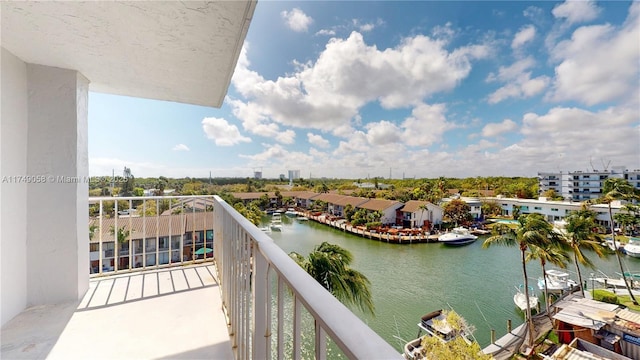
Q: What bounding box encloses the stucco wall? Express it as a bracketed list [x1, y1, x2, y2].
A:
[26, 64, 89, 306]
[1, 47, 29, 326]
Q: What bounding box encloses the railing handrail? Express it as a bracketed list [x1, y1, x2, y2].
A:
[89, 194, 216, 202]
[213, 196, 401, 359]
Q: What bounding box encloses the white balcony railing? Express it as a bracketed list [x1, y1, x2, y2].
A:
[213, 195, 400, 359]
[88, 195, 215, 276]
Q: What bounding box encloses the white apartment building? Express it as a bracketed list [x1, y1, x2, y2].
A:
[538, 166, 640, 202]
[486, 196, 626, 228]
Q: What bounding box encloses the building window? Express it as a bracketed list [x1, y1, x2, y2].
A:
[551, 208, 558, 212]
[534, 207, 542, 210]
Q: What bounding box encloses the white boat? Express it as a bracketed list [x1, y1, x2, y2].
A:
[537, 269, 578, 292]
[438, 227, 478, 246]
[259, 226, 271, 233]
[624, 240, 640, 258]
[296, 216, 309, 221]
[270, 213, 283, 231]
[404, 309, 474, 360]
[284, 208, 297, 217]
[513, 285, 538, 312]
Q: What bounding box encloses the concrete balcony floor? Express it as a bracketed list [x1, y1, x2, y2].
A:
[1, 263, 233, 360]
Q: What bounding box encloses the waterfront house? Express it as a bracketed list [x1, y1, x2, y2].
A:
[440, 196, 483, 220]
[399, 200, 444, 229]
[357, 198, 404, 225]
[552, 297, 640, 359]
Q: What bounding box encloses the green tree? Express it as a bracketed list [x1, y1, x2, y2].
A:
[416, 204, 429, 229]
[483, 213, 556, 347]
[527, 242, 570, 317]
[344, 204, 355, 222]
[481, 201, 502, 218]
[290, 242, 374, 315]
[419, 310, 491, 360]
[120, 167, 135, 196]
[563, 211, 607, 297]
[109, 225, 130, 244]
[614, 204, 640, 235]
[89, 224, 98, 241]
[443, 199, 472, 226]
[598, 178, 640, 305]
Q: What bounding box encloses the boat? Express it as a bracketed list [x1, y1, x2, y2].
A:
[537, 269, 578, 293]
[259, 226, 271, 233]
[438, 227, 478, 246]
[285, 208, 297, 217]
[296, 216, 309, 221]
[270, 213, 283, 231]
[604, 237, 625, 252]
[513, 285, 538, 312]
[624, 240, 640, 258]
[404, 309, 474, 360]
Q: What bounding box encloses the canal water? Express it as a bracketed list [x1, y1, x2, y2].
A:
[265, 215, 640, 352]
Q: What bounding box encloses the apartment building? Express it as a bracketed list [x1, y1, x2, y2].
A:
[538, 166, 640, 202]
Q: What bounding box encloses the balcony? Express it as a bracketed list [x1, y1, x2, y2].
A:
[1, 263, 232, 359]
[1, 195, 399, 359]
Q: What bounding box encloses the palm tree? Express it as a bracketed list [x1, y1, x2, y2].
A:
[563, 211, 607, 297]
[417, 204, 428, 229]
[289, 242, 375, 315]
[599, 178, 639, 305]
[527, 242, 570, 317]
[483, 213, 555, 347]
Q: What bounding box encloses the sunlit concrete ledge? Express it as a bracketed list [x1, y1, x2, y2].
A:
[1, 263, 233, 360]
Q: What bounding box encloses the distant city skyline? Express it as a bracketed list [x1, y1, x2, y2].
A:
[88, 1, 640, 179]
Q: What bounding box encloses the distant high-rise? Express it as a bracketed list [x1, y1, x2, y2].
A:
[253, 171, 262, 179]
[288, 170, 300, 185]
[538, 166, 640, 201]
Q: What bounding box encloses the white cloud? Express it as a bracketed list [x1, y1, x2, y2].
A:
[481, 119, 518, 137]
[281, 8, 313, 32]
[351, 18, 384, 32]
[307, 133, 330, 148]
[316, 29, 336, 36]
[172, 144, 190, 151]
[511, 25, 536, 49]
[486, 57, 550, 103]
[552, 0, 601, 25]
[549, 3, 640, 106]
[365, 121, 402, 146]
[401, 103, 453, 147]
[239, 144, 314, 169]
[231, 31, 490, 132]
[201, 117, 251, 146]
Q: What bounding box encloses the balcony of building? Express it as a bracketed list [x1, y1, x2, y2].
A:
[1, 263, 232, 359]
[1, 3, 400, 358]
[2, 195, 400, 359]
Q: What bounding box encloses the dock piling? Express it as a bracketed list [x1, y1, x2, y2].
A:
[490, 329, 496, 343]
[507, 319, 512, 332]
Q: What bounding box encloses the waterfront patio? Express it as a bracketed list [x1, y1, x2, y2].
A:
[1, 263, 233, 360]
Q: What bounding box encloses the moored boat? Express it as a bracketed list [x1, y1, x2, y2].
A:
[271, 212, 283, 231]
[624, 239, 640, 258]
[513, 284, 538, 312]
[285, 208, 297, 217]
[404, 309, 474, 359]
[537, 269, 578, 293]
[438, 227, 478, 246]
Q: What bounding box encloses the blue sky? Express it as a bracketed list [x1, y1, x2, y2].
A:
[89, 1, 640, 179]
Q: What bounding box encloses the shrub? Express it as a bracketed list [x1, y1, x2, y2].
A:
[593, 289, 618, 305]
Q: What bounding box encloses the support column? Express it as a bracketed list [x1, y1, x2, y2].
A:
[26, 64, 89, 306]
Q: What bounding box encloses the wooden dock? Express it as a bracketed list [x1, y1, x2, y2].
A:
[302, 212, 439, 244]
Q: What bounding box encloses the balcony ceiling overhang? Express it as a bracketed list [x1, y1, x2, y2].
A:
[1, 1, 256, 107]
